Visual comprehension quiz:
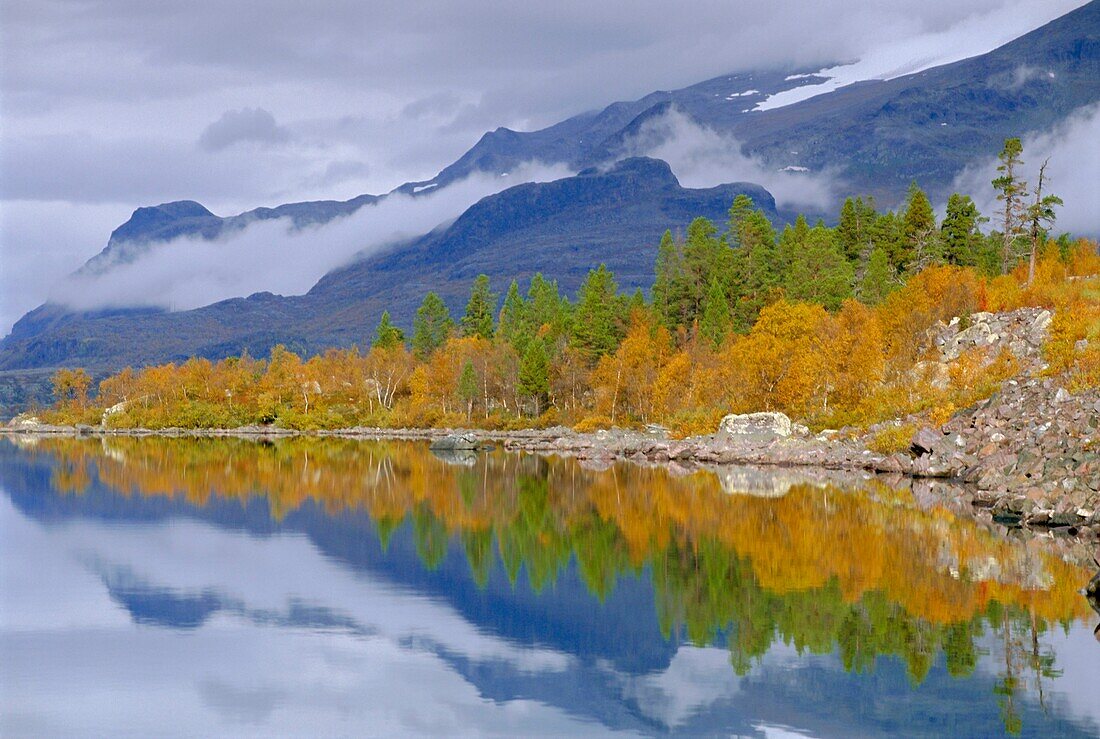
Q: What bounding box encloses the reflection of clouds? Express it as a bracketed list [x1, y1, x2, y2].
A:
[0, 494, 593, 736]
[613, 646, 738, 728]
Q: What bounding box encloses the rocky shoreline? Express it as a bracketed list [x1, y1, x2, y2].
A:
[5, 373, 1100, 538]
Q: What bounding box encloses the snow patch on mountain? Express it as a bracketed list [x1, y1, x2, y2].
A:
[756, 0, 1085, 110]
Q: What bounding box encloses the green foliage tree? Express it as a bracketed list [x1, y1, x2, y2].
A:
[858, 246, 895, 306]
[785, 226, 854, 310]
[940, 194, 984, 267]
[497, 280, 530, 352]
[457, 360, 478, 420]
[527, 273, 566, 337]
[411, 292, 453, 359]
[992, 137, 1028, 273]
[570, 264, 621, 361]
[700, 278, 732, 348]
[729, 206, 779, 331]
[517, 339, 550, 415]
[372, 311, 405, 349]
[1025, 159, 1062, 284]
[901, 183, 939, 272]
[461, 274, 497, 339]
[652, 229, 684, 329]
[836, 196, 877, 263]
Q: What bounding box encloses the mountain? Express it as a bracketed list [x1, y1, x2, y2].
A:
[424, 0, 1100, 205]
[1, 1, 1098, 415]
[0, 158, 776, 374]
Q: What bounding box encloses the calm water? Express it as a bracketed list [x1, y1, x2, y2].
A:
[1, 437, 1098, 738]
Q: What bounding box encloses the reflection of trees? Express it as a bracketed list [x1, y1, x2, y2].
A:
[27, 436, 1093, 717]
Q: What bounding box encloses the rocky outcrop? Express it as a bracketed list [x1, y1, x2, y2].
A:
[717, 412, 798, 442]
[934, 308, 1051, 367]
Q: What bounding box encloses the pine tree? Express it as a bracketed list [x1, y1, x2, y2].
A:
[858, 246, 894, 306]
[527, 273, 564, 336]
[461, 274, 496, 339]
[836, 196, 876, 262]
[1025, 159, 1062, 284]
[517, 339, 550, 415]
[652, 230, 683, 329]
[372, 311, 405, 350]
[457, 360, 478, 420]
[699, 278, 731, 349]
[784, 226, 853, 310]
[992, 137, 1028, 273]
[570, 264, 621, 361]
[411, 292, 453, 359]
[900, 183, 938, 273]
[497, 280, 530, 352]
[730, 208, 779, 331]
[681, 217, 725, 323]
[940, 194, 984, 266]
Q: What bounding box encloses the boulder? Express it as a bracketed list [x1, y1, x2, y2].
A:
[7, 413, 43, 429]
[429, 432, 480, 451]
[717, 412, 792, 442]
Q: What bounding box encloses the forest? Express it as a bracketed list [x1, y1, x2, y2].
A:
[44, 139, 1100, 434]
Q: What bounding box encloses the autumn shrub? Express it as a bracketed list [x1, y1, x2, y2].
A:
[574, 415, 614, 433]
[867, 424, 918, 455]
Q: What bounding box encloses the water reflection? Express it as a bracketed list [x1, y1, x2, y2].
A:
[0, 436, 1097, 737]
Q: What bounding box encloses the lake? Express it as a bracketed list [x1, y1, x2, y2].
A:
[1, 436, 1098, 737]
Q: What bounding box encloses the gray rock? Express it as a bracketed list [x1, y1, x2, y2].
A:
[717, 412, 792, 442]
[429, 432, 480, 451]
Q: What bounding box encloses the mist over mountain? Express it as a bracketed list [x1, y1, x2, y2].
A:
[1, 1, 1098, 414]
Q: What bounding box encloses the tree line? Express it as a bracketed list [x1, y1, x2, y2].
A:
[48, 139, 1100, 432]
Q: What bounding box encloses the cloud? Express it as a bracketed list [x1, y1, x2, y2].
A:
[198, 107, 291, 151]
[52, 161, 572, 313]
[619, 108, 837, 211]
[951, 103, 1100, 237]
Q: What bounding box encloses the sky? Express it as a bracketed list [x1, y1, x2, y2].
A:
[0, 0, 1090, 335]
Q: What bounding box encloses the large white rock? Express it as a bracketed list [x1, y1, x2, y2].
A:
[717, 412, 792, 441]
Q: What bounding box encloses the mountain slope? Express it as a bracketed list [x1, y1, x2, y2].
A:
[423, 0, 1100, 205]
[0, 159, 776, 375]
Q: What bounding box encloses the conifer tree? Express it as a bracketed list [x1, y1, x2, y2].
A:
[700, 278, 731, 349]
[900, 183, 937, 272]
[372, 311, 405, 350]
[992, 137, 1028, 273]
[411, 292, 453, 359]
[652, 230, 683, 329]
[681, 217, 725, 322]
[1025, 159, 1062, 285]
[497, 280, 530, 352]
[570, 264, 621, 361]
[858, 246, 894, 306]
[461, 274, 496, 339]
[527, 273, 564, 336]
[836, 196, 877, 262]
[517, 339, 550, 415]
[940, 194, 983, 267]
[784, 226, 853, 310]
[730, 208, 779, 331]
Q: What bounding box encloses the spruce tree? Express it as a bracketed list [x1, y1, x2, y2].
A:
[900, 183, 937, 272]
[517, 339, 550, 415]
[527, 273, 564, 336]
[699, 278, 731, 349]
[941, 194, 983, 266]
[570, 264, 620, 361]
[784, 226, 853, 310]
[497, 280, 530, 352]
[372, 311, 405, 350]
[836, 196, 876, 262]
[730, 208, 779, 331]
[411, 292, 453, 359]
[461, 274, 496, 339]
[859, 246, 894, 306]
[652, 230, 683, 329]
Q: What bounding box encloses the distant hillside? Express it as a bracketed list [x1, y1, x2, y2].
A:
[0, 159, 776, 377]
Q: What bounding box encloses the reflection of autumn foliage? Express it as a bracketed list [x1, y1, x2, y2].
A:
[32, 436, 1091, 683]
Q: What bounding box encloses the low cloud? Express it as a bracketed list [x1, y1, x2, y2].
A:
[620, 108, 837, 211]
[199, 108, 291, 151]
[52, 162, 572, 313]
[952, 103, 1100, 237]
